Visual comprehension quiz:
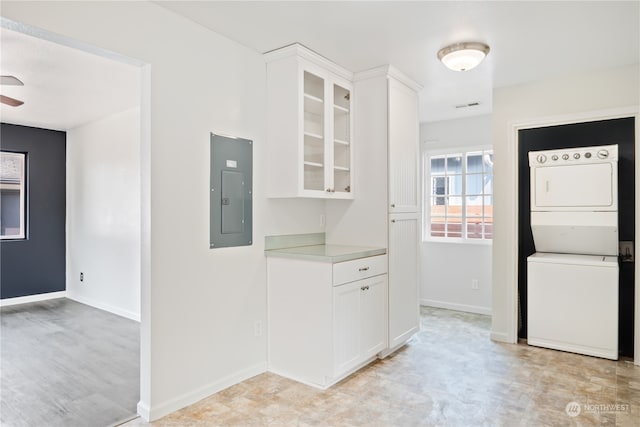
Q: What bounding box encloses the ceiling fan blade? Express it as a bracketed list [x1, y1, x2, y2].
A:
[0, 95, 24, 107]
[0, 75, 24, 86]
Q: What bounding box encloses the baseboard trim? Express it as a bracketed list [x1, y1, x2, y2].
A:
[490, 331, 514, 343]
[66, 293, 140, 322]
[144, 362, 267, 422]
[136, 401, 150, 422]
[0, 291, 66, 307]
[421, 299, 492, 316]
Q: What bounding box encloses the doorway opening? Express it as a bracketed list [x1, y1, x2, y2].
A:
[0, 17, 150, 426]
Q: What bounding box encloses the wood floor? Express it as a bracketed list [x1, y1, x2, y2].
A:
[1, 298, 139, 427]
[122, 307, 640, 426]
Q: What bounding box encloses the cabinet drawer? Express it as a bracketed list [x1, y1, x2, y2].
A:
[333, 255, 387, 285]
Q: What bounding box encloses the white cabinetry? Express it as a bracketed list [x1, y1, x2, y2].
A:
[388, 78, 420, 214]
[265, 44, 354, 199]
[329, 66, 421, 354]
[334, 272, 388, 375]
[388, 214, 419, 348]
[267, 254, 387, 388]
[387, 73, 420, 350]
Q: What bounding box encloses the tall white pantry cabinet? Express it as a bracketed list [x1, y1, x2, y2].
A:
[357, 68, 421, 351]
[327, 65, 421, 353]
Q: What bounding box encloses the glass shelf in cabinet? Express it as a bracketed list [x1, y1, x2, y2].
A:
[304, 131, 323, 140]
[304, 94, 324, 116]
[304, 161, 324, 168]
[333, 104, 350, 114]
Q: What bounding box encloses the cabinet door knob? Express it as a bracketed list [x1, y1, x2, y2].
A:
[390, 203, 396, 208]
[358, 267, 370, 272]
[326, 188, 332, 192]
[391, 219, 396, 223]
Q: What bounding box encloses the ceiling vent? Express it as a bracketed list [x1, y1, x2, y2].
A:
[455, 102, 480, 109]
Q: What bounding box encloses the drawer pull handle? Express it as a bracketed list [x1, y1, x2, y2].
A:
[358, 267, 370, 272]
[360, 285, 370, 291]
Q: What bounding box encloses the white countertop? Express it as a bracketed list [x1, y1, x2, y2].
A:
[264, 244, 386, 263]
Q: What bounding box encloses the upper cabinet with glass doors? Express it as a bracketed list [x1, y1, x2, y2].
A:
[265, 44, 354, 199]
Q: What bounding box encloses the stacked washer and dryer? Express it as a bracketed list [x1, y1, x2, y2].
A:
[527, 144, 619, 360]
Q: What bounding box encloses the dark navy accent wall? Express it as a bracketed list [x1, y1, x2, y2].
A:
[518, 117, 635, 357]
[1, 123, 66, 299]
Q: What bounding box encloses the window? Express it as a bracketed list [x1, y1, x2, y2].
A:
[425, 149, 493, 241]
[1, 152, 26, 239]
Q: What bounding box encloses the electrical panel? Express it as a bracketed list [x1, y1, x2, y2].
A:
[210, 133, 252, 248]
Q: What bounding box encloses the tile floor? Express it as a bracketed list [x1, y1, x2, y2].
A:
[121, 307, 640, 426]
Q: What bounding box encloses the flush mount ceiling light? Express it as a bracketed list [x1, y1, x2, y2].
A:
[437, 42, 490, 72]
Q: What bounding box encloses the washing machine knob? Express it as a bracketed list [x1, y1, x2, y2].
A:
[562, 153, 570, 160]
[551, 155, 559, 161]
[536, 154, 547, 164]
[584, 152, 592, 159]
[573, 153, 581, 159]
[597, 150, 609, 159]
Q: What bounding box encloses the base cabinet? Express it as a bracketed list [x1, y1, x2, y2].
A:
[267, 255, 388, 388]
[334, 274, 388, 375]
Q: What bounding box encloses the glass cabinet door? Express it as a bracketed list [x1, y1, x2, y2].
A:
[332, 83, 351, 194]
[303, 71, 325, 191]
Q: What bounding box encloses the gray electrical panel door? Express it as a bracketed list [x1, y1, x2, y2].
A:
[210, 133, 252, 248]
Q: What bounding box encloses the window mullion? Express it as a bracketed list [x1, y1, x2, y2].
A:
[462, 154, 467, 240]
[444, 170, 448, 237]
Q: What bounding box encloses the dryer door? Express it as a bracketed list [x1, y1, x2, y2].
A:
[531, 163, 617, 211]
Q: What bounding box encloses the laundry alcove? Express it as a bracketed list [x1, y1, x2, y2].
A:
[517, 117, 636, 358]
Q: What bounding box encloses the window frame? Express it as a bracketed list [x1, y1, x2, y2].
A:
[422, 146, 493, 244]
[0, 151, 27, 240]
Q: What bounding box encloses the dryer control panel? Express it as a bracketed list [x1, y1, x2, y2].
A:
[529, 144, 618, 167]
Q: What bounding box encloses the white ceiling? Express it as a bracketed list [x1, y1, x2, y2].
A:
[0, 27, 140, 131]
[0, 2, 638, 130]
[158, 1, 640, 122]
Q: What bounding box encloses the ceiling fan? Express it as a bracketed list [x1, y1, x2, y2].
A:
[1, 75, 24, 107]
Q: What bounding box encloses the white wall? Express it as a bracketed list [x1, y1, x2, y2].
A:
[66, 107, 141, 321]
[420, 115, 492, 315]
[491, 64, 640, 343]
[1, 1, 325, 420]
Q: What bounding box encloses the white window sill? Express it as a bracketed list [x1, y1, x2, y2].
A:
[422, 237, 493, 246]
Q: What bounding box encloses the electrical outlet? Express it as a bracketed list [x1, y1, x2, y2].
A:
[471, 279, 479, 290]
[620, 241, 634, 262]
[254, 321, 262, 337]
[80, 272, 84, 283]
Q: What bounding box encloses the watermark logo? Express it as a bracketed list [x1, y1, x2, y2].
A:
[565, 401, 630, 417]
[565, 401, 581, 417]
